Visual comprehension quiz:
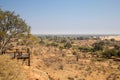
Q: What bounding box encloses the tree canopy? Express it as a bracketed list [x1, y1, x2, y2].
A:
[0, 9, 30, 54]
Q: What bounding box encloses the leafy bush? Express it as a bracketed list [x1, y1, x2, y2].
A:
[102, 49, 116, 58]
[114, 44, 120, 49]
[46, 42, 59, 47]
[64, 42, 72, 49]
[0, 9, 30, 54]
[78, 47, 92, 52]
[91, 58, 106, 62]
[116, 50, 120, 57]
[39, 39, 45, 44]
[50, 42, 59, 47]
[93, 41, 105, 51]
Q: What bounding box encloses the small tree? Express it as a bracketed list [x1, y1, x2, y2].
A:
[102, 49, 116, 58]
[93, 41, 104, 51]
[64, 42, 72, 49]
[116, 50, 120, 57]
[0, 9, 30, 54]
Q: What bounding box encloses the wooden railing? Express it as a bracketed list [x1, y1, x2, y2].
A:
[2, 48, 30, 66]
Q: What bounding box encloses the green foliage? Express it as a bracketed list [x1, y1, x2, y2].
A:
[25, 34, 39, 45]
[64, 42, 72, 49]
[93, 41, 105, 51]
[91, 58, 106, 62]
[92, 40, 120, 58]
[116, 50, 120, 57]
[60, 39, 67, 43]
[39, 38, 45, 44]
[110, 38, 115, 42]
[102, 49, 117, 58]
[0, 55, 24, 80]
[39, 40, 45, 44]
[59, 46, 64, 50]
[0, 8, 30, 53]
[114, 44, 120, 49]
[78, 46, 92, 52]
[46, 42, 59, 47]
[50, 42, 59, 47]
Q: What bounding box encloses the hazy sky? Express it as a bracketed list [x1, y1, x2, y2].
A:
[0, 0, 120, 34]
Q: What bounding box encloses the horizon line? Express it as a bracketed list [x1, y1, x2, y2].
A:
[32, 33, 120, 36]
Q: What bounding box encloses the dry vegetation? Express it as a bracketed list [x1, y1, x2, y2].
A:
[1, 35, 120, 80]
[0, 55, 25, 80]
[1, 5, 120, 80]
[28, 35, 120, 80]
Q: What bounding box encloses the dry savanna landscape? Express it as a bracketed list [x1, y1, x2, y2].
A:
[0, 0, 120, 80]
[1, 28, 120, 80]
[28, 35, 120, 80]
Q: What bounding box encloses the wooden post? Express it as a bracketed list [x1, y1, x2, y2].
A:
[76, 55, 79, 61]
[16, 49, 19, 55]
[13, 52, 16, 59]
[27, 48, 30, 66]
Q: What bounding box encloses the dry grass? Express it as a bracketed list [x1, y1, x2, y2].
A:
[2, 37, 120, 80]
[0, 55, 25, 80]
[29, 44, 120, 80]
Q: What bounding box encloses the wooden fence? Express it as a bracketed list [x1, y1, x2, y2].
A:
[2, 48, 30, 66]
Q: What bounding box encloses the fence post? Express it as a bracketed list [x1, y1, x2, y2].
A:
[27, 48, 30, 66]
[13, 52, 16, 59]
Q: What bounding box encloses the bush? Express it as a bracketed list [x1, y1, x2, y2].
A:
[46, 42, 59, 47]
[78, 47, 92, 52]
[114, 45, 120, 49]
[39, 40, 45, 44]
[91, 58, 106, 62]
[50, 42, 59, 47]
[93, 41, 104, 51]
[102, 49, 116, 58]
[116, 50, 120, 57]
[64, 42, 72, 49]
[67, 77, 74, 80]
[0, 55, 24, 80]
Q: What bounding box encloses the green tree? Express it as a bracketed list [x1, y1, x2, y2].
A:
[64, 42, 72, 49]
[93, 41, 104, 51]
[102, 49, 116, 58]
[0, 9, 30, 54]
[116, 50, 120, 57]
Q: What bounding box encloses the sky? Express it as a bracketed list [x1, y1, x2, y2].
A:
[0, 0, 120, 34]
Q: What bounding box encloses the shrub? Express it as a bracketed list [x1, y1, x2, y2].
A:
[114, 44, 120, 49]
[110, 38, 115, 42]
[39, 40, 45, 44]
[116, 50, 120, 57]
[93, 43, 103, 51]
[50, 42, 59, 47]
[67, 77, 74, 80]
[46, 42, 59, 47]
[102, 49, 116, 58]
[64, 42, 72, 49]
[91, 58, 106, 62]
[93, 41, 105, 51]
[78, 47, 92, 52]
